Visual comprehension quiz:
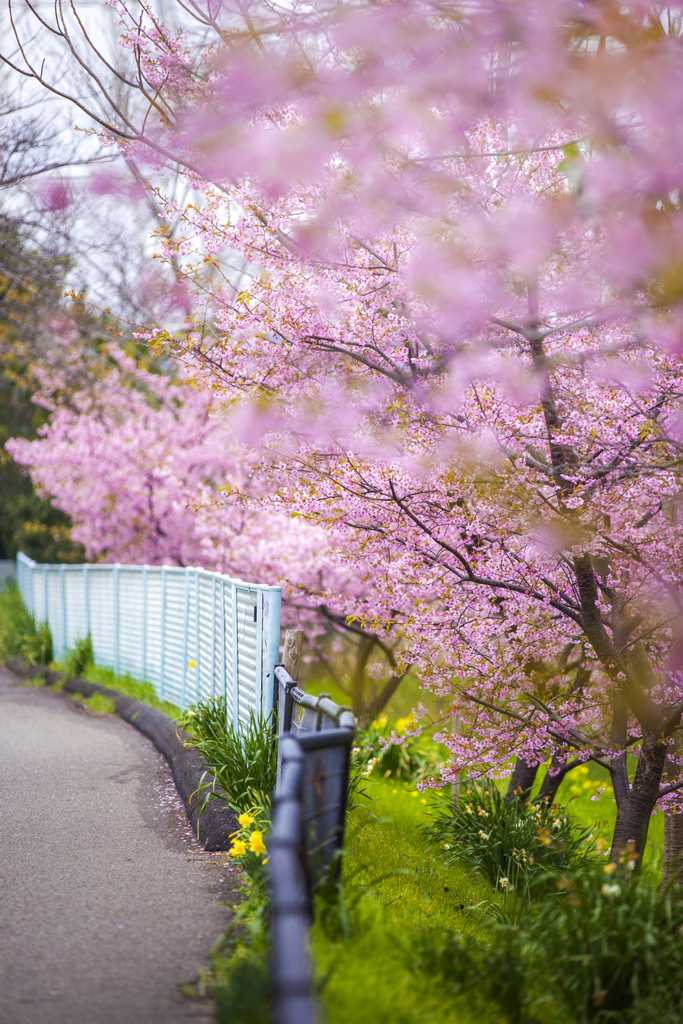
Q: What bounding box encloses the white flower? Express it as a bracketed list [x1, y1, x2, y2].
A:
[601, 883, 621, 897]
[499, 877, 512, 890]
[477, 830, 489, 840]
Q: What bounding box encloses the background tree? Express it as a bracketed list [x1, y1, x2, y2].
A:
[8, 339, 409, 723]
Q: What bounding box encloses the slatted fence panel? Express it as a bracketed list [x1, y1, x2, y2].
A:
[17, 552, 281, 714]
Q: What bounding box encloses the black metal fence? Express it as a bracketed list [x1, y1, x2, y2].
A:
[269, 665, 356, 1024]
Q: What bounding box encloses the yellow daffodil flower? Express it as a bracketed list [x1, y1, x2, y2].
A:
[249, 831, 267, 856]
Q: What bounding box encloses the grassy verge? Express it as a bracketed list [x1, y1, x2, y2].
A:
[312, 779, 492, 1024]
[76, 663, 181, 719]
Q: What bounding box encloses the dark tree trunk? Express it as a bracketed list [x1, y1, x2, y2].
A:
[663, 813, 683, 889]
[357, 673, 404, 730]
[505, 758, 538, 805]
[609, 690, 630, 809]
[351, 635, 374, 722]
[536, 756, 572, 805]
[662, 729, 683, 890]
[610, 731, 667, 864]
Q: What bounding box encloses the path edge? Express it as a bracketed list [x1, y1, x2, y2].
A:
[6, 658, 237, 851]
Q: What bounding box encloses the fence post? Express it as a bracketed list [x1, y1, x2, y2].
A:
[264, 587, 282, 715]
[29, 556, 35, 616]
[255, 589, 264, 713]
[59, 563, 67, 658]
[83, 564, 90, 640]
[283, 629, 304, 683]
[141, 565, 148, 682]
[211, 574, 217, 698]
[181, 570, 190, 709]
[194, 569, 201, 703]
[159, 566, 167, 699]
[220, 577, 227, 701]
[269, 735, 316, 1024]
[231, 582, 239, 729]
[113, 564, 120, 676]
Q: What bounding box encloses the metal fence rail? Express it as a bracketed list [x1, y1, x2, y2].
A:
[270, 666, 356, 1024]
[269, 735, 316, 1024]
[275, 663, 355, 876]
[16, 551, 281, 716]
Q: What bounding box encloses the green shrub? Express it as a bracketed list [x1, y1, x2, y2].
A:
[0, 585, 53, 665]
[527, 860, 683, 1022]
[63, 634, 94, 679]
[424, 780, 593, 900]
[354, 713, 442, 781]
[20, 619, 53, 665]
[412, 860, 683, 1024]
[412, 925, 528, 1023]
[180, 697, 277, 813]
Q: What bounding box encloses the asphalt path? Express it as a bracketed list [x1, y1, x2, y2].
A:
[0, 666, 238, 1024]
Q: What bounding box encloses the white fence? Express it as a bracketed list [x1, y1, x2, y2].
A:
[17, 552, 282, 718]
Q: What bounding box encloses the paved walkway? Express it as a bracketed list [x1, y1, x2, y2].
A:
[0, 667, 238, 1024]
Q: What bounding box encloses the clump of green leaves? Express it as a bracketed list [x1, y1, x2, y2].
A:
[211, 896, 271, 1024]
[412, 859, 683, 1023]
[424, 780, 593, 899]
[412, 924, 528, 1023]
[71, 690, 115, 715]
[63, 634, 94, 679]
[180, 697, 277, 813]
[0, 584, 53, 665]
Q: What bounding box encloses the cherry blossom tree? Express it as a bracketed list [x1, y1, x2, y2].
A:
[7, 0, 683, 860]
[7, 341, 409, 723]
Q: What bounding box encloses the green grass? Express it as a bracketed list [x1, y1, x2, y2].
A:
[77, 664, 181, 719]
[312, 778, 495, 1024]
[71, 690, 116, 715]
[311, 758, 667, 1024]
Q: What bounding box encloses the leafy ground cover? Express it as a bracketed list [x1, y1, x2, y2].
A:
[0, 584, 52, 665]
[179, 697, 276, 813]
[183, 682, 672, 1024]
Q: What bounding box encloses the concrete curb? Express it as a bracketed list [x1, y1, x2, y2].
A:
[7, 658, 237, 851]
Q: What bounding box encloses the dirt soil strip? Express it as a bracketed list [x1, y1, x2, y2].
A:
[0, 664, 241, 1024]
[8, 658, 237, 851]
